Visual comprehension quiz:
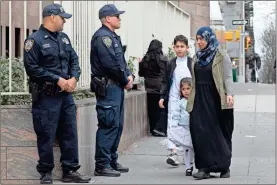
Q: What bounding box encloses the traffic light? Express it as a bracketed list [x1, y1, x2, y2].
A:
[224, 31, 233, 41]
[235, 30, 240, 41]
[245, 36, 251, 49]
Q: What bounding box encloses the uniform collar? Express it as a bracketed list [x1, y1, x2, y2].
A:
[39, 24, 59, 41]
[102, 24, 118, 38]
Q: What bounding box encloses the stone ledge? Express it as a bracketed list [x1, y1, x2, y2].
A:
[1, 90, 149, 182]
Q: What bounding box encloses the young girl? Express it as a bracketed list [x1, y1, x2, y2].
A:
[166, 77, 194, 176]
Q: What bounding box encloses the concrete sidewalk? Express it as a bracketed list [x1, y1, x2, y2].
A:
[90, 83, 275, 184]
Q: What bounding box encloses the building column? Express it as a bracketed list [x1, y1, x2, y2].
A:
[11, 25, 15, 58]
[1, 25, 6, 58]
[20, 26, 24, 58]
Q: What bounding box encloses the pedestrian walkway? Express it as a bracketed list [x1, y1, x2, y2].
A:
[91, 83, 275, 184]
[56, 83, 275, 184]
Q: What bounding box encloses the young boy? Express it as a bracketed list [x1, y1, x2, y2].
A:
[158, 35, 192, 166]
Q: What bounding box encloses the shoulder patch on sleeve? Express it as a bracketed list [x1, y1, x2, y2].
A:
[102, 36, 112, 48]
[24, 39, 34, 52]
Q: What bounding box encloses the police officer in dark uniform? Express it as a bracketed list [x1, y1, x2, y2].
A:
[90, 4, 134, 177]
[23, 3, 91, 184]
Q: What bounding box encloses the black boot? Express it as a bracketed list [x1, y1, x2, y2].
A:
[192, 169, 210, 180]
[61, 170, 91, 183]
[40, 172, 53, 184]
[94, 167, 121, 177]
[111, 162, 129, 173]
[220, 169, 230, 178]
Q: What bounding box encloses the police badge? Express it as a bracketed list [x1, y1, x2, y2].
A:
[24, 39, 34, 52]
[102, 36, 112, 48]
[62, 38, 70, 44]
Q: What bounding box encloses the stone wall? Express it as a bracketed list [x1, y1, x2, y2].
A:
[0, 90, 148, 184]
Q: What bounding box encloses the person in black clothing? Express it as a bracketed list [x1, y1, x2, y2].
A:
[139, 39, 168, 136]
[250, 53, 261, 82]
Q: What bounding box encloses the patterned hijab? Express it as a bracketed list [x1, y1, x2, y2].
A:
[196, 27, 219, 66]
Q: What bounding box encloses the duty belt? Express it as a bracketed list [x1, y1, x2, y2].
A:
[107, 79, 117, 85]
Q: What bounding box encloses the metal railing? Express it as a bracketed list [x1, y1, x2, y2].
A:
[0, 1, 37, 96]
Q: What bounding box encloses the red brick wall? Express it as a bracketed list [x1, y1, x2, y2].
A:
[0, 1, 53, 58]
[178, 1, 210, 38]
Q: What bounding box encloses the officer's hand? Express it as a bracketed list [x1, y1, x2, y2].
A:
[125, 81, 133, 90]
[159, 99, 165, 108]
[67, 77, 77, 92]
[57, 78, 69, 91]
[127, 75, 134, 83]
[125, 76, 133, 90]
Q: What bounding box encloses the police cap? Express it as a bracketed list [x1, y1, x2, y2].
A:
[42, 3, 72, 19]
[99, 4, 125, 19]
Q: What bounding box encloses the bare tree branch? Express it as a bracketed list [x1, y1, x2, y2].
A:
[259, 21, 276, 84]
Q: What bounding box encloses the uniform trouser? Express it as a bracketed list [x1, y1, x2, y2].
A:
[95, 84, 124, 169]
[32, 92, 80, 175]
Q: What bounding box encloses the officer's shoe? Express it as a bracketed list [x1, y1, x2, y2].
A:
[61, 170, 91, 183]
[94, 167, 121, 177]
[40, 172, 53, 184]
[111, 162, 129, 173]
[220, 169, 230, 178]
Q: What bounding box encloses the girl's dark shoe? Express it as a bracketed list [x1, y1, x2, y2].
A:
[192, 169, 210, 180]
[220, 169, 230, 178]
[185, 167, 193, 176]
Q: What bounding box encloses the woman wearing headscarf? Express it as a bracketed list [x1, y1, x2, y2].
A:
[139, 39, 168, 136]
[186, 27, 234, 179]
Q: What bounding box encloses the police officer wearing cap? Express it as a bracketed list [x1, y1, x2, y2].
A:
[90, 4, 134, 177]
[24, 3, 91, 184]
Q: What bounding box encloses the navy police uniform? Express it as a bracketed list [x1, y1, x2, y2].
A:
[24, 3, 90, 184]
[90, 4, 132, 176]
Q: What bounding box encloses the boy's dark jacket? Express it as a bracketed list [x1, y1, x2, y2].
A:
[160, 56, 192, 100]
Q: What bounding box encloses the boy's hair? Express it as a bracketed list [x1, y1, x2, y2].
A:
[180, 77, 192, 99]
[173, 35, 188, 46]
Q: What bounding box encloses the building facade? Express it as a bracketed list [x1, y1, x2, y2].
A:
[178, 1, 210, 38]
[1, 1, 191, 92]
[173, 1, 210, 52]
[219, 1, 256, 59]
[0, 1, 53, 58]
[218, 1, 244, 59]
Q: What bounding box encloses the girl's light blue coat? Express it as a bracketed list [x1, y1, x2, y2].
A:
[171, 98, 190, 128]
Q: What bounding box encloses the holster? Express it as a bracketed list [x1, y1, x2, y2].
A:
[90, 74, 107, 97]
[29, 81, 40, 102]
